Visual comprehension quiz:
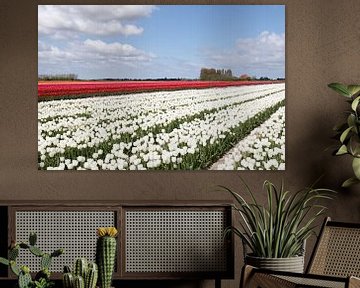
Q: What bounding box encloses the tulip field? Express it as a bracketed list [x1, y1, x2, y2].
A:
[210, 106, 285, 170]
[38, 83, 285, 170]
[38, 80, 279, 100]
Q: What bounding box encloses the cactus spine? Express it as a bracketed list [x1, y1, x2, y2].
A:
[29, 246, 44, 257]
[9, 247, 19, 260]
[63, 272, 74, 288]
[74, 258, 88, 279]
[18, 269, 32, 288]
[10, 260, 20, 276]
[74, 275, 85, 288]
[41, 253, 52, 270]
[96, 227, 118, 288]
[63, 260, 98, 288]
[85, 262, 98, 288]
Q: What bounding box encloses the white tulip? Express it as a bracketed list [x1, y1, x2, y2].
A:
[38, 84, 285, 170]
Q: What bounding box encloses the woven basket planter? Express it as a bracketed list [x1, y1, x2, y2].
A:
[245, 254, 305, 273]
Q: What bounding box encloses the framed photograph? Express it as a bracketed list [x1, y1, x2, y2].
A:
[38, 5, 285, 171]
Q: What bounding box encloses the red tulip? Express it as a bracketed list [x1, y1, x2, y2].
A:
[38, 80, 279, 100]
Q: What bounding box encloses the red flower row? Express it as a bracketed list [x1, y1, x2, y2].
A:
[38, 80, 278, 98]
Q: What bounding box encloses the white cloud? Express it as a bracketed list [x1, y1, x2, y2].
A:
[205, 31, 285, 77]
[84, 39, 140, 57]
[38, 41, 76, 64]
[38, 5, 156, 38]
[38, 41, 50, 52]
[235, 31, 284, 66]
[38, 39, 155, 74]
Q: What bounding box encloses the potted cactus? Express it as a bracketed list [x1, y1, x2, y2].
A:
[96, 227, 118, 288]
[0, 232, 63, 288]
[62, 258, 98, 288]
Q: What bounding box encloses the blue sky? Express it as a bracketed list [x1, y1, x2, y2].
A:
[38, 5, 285, 79]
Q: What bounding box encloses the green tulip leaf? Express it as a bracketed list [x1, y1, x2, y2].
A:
[336, 145, 348, 155]
[328, 83, 351, 97]
[342, 177, 360, 188]
[351, 96, 360, 111]
[352, 157, 360, 179]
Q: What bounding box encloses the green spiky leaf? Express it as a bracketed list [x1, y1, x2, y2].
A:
[33, 278, 54, 288]
[220, 178, 335, 258]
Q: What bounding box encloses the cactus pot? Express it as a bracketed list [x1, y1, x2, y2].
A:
[245, 254, 304, 273]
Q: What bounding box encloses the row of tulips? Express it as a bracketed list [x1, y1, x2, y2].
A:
[38, 80, 282, 100]
[38, 84, 285, 170]
[210, 106, 285, 170]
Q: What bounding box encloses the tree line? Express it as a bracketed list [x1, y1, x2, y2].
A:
[38, 74, 78, 81]
[200, 68, 235, 81]
[199, 68, 283, 81]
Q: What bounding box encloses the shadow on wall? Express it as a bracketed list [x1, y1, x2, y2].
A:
[281, 96, 360, 266]
[304, 108, 360, 221]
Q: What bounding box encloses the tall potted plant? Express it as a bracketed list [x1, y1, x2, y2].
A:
[222, 179, 334, 273]
[328, 83, 360, 187]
